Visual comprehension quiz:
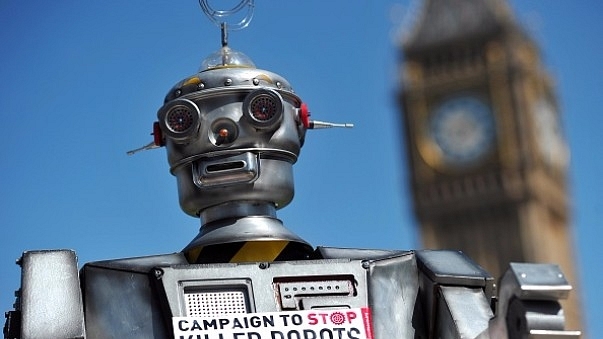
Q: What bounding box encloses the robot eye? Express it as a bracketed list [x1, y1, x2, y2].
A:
[157, 99, 201, 143]
[250, 95, 278, 121]
[166, 106, 195, 132]
[243, 89, 283, 129]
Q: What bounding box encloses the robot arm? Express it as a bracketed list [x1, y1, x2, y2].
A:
[489, 263, 581, 339]
[413, 250, 580, 339]
[4, 250, 85, 339]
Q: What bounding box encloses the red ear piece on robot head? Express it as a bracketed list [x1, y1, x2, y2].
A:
[153, 121, 165, 147]
[300, 103, 310, 129]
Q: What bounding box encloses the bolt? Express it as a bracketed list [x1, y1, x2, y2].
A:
[153, 268, 164, 279]
[258, 262, 269, 269]
[225, 78, 233, 86]
[252, 78, 260, 85]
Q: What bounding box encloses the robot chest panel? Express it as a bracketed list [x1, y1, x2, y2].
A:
[82, 253, 418, 338]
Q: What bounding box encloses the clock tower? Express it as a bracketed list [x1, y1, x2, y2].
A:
[398, 0, 581, 329]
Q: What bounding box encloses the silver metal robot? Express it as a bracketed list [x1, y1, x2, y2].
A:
[3, 2, 580, 338]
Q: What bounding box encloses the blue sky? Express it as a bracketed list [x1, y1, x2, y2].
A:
[1, 0, 601, 335]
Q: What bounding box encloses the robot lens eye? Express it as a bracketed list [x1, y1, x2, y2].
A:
[157, 99, 201, 143]
[243, 89, 283, 129]
[167, 107, 195, 132]
[250, 95, 278, 122]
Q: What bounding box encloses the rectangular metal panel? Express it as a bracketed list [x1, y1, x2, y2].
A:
[155, 259, 370, 316]
[20, 250, 85, 339]
[83, 264, 172, 339]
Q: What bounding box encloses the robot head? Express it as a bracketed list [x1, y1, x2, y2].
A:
[127, 11, 351, 260]
[154, 47, 309, 217]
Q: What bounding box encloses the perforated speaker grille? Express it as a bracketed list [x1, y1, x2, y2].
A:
[166, 106, 194, 132]
[249, 95, 278, 122]
[184, 290, 247, 316]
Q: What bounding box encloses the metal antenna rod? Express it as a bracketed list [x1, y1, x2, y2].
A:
[309, 121, 354, 129]
[221, 22, 228, 47]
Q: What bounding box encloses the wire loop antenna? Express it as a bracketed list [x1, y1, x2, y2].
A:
[199, 0, 255, 31]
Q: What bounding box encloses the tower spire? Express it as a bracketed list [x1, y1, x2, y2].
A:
[403, 0, 514, 53]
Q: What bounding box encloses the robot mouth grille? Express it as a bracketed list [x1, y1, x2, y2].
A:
[184, 290, 248, 316]
[166, 106, 195, 132]
[250, 95, 278, 122]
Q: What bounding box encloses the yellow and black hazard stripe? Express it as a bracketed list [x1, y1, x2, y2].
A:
[185, 241, 314, 264]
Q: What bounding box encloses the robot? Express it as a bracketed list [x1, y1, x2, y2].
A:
[3, 2, 580, 338]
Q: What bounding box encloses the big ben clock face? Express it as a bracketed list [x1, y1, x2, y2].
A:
[426, 96, 496, 167]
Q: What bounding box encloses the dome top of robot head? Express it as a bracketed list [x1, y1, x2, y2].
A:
[162, 58, 295, 105]
[200, 46, 256, 71]
[198, 0, 256, 71]
[161, 2, 295, 104]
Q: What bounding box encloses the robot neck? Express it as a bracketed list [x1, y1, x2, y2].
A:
[182, 201, 314, 263]
[199, 201, 278, 225]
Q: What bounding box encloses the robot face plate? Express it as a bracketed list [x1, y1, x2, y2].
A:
[156, 67, 307, 216]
